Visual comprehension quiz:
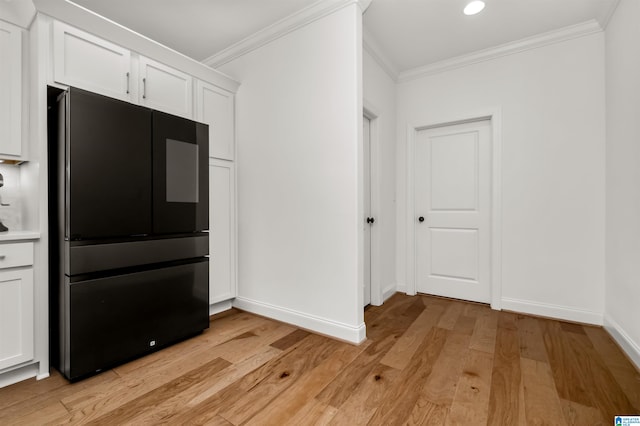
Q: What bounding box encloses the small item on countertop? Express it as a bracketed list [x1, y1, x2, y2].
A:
[0, 172, 10, 232]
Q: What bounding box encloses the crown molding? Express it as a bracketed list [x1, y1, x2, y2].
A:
[398, 19, 603, 83]
[363, 27, 399, 82]
[0, 0, 36, 28]
[599, 0, 621, 30]
[203, 0, 365, 68]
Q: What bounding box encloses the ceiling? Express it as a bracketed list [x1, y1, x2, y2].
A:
[68, 0, 617, 74]
[70, 0, 320, 62]
[364, 0, 616, 73]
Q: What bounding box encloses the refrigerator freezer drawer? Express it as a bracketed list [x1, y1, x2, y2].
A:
[58, 258, 209, 381]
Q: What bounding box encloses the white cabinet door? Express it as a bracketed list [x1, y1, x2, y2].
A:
[139, 56, 193, 118]
[0, 268, 34, 370]
[53, 21, 132, 102]
[0, 20, 22, 158]
[196, 80, 235, 160]
[209, 159, 236, 304]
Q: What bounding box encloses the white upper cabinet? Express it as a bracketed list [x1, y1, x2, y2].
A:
[0, 20, 23, 158]
[51, 22, 195, 119]
[139, 56, 193, 119]
[53, 21, 132, 102]
[196, 80, 235, 160]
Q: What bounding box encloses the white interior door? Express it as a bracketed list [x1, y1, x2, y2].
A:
[363, 115, 372, 306]
[415, 120, 491, 304]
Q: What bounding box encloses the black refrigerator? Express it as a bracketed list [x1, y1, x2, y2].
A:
[48, 87, 210, 381]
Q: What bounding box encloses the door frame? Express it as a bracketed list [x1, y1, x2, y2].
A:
[405, 108, 503, 310]
[364, 101, 382, 306]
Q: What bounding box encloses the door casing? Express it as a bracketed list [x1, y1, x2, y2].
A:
[405, 108, 503, 310]
[364, 102, 382, 306]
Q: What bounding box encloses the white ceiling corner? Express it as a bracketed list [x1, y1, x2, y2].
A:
[397, 19, 602, 83]
[202, 0, 360, 68]
[363, 27, 399, 82]
[363, 0, 615, 74]
[0, 0, 36, 28]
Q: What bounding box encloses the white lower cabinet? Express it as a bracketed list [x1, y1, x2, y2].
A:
[209, 159, 236, 304]
[0, 242, 34, 371]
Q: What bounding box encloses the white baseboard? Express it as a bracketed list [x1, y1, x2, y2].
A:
[0, 363, 38, 389]
[501, 297, 603, 325]
[604, 314, 640, 371]
[382, 285, 397, 302]
[396, 283, 407, 295]
[209, 299, 233, 316]
[232, 297, 366, 344]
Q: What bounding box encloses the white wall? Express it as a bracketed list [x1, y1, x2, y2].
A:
[396, 33, 606, 323]
[363, 48, 397, 302]
[219, 4, 365, 342]
[605, 0, 640, 368]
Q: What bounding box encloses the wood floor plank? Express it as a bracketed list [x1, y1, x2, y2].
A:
[560, 321, 587, 335]
[283, 399, 339, 426]
[1, 294, 638, 425]
[454, 314, 477, 335]
[0, 370, 120, 424]
[462, 301, 489, 319]
[561, 399, 607, 426]
[316, 332, 397, 408]
[540, 318, 594, 407]
[405, 330, 473, 425]
[564, 330, 636, 419]
[420, 330, 472, 406]
[270, 328, 310, 351]
[328, 363, 401, 425]
[445, 349, 493, 425]
[517, 315, 549, 362]
[112, 312, 269, 376]
[169, 334, 337, 425]
[243, 341, 365, 425]
[60, 320, 291, 424]
[487, 327, 521, 425]
[365, 327, 448, 425]
[88, 357, 232, 425]
[4, 400, 69, 426]
[437, 301, 465, 330]
[405, 400, 449, 426]
[584, 326, 640, 411]
[121, 347, 282, 425]
[520, 357, 567, 425]
[216, 334, 345, 425]
[203, 414, 235, 426]
[469, 309, 499, 354]
[498, 311, 518, 331]
[379, 302, 444, 370]
[0, 369, 69, 411]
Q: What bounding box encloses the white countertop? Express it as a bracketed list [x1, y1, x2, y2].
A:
[0, 230, 41, 242]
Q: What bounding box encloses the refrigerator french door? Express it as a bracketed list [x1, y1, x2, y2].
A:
[49, 86, 210, 381]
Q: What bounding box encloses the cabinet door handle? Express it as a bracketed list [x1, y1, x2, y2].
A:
[0, 255, 6, 260]
[142, 77, 146, 99]
[126, 72, 130, 94]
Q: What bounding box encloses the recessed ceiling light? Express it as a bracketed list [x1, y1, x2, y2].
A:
[464, 0, 485, 15]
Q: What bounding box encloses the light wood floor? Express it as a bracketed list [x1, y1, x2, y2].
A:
[1, 293, 639, 425]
